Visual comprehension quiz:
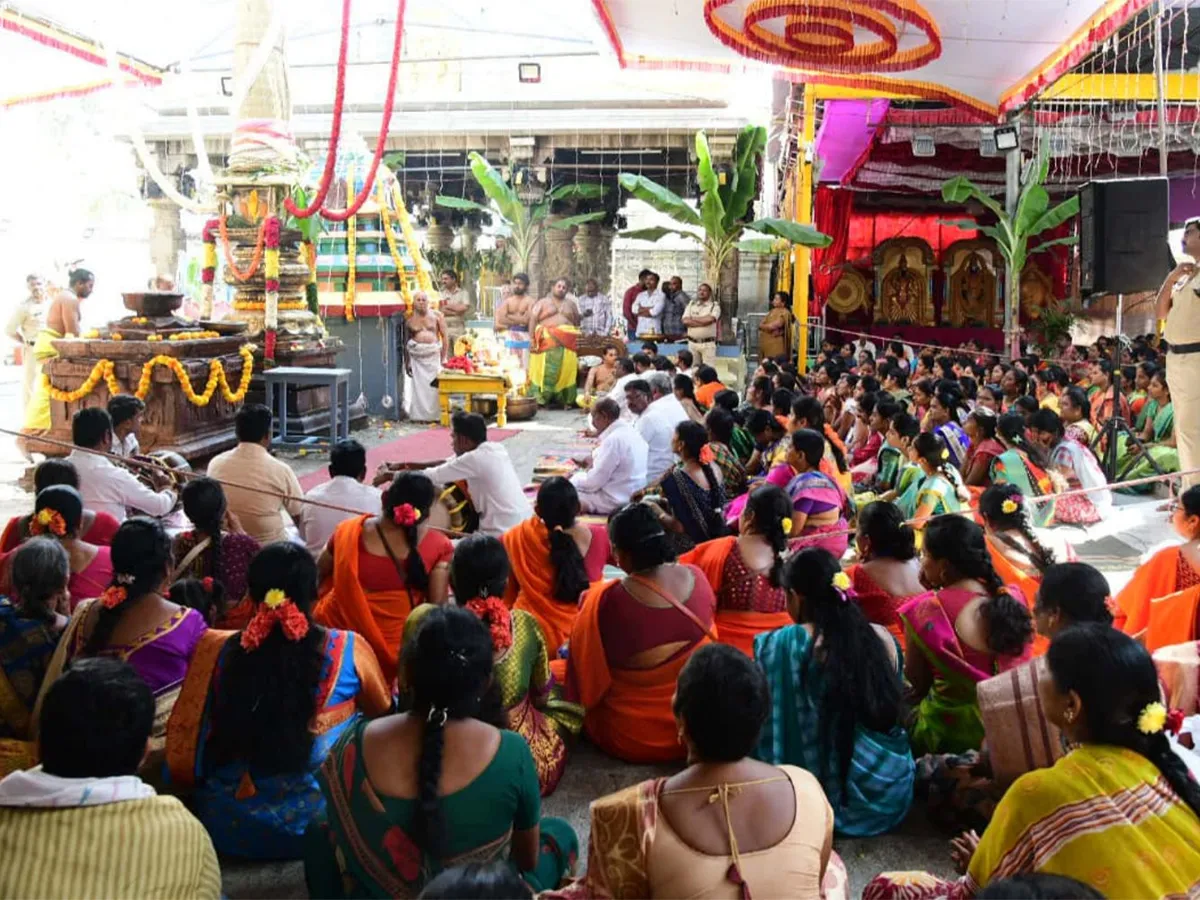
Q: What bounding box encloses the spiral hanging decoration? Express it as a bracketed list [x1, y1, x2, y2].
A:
[703, 0, 941, 74]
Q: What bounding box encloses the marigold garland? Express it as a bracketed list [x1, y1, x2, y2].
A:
[233, 299, 308, 312]
[393, 183, 434, 294]
[219, 215, 267, 282]
[344, 165, 357, 321]
[169, 331, 221, 341]
[377, 180, 413, 310]
[44, 344, 256, 408]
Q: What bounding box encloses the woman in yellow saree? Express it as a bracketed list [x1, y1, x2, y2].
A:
[758, 291, 794, 361]
[865, 625, 1200, 899]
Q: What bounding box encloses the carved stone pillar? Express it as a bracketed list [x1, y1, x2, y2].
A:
[425, 221, 454, 253]
[459, 224, 481, 311]
[148, 198, 184, 281]
[541, 216, 576, 296]
[736, 252, 774, 319]
[572, 222, 614, 293]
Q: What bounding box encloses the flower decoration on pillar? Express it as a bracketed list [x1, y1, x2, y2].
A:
[394, 183, 434, 295]
[201, 219, 219, 319]
[344, 166, 358, 322]
[378, 180, 413, 311]
[703, 0, 941, 74]
[219, 215, 267, 282]
[263, 215, 281, 362]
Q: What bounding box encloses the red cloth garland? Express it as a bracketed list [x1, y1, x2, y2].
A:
[240, 601, 311, 651]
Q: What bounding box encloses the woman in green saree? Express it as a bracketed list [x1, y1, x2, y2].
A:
[989, 413, 1057, 527]
[305, 606, 577, 898]
[900, 518, 1034, 755]
[1117, 370, 1178, 490]
[896, 432, 967, 525]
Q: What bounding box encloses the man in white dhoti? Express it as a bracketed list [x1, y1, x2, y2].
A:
[404, 291, 447, 423]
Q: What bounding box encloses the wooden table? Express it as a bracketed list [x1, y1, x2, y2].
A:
[435, 371, 513, 427]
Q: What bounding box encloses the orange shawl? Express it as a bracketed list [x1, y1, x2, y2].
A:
[681, 537, 791, 657]
[564, 579, 712, 763]
[502, 517, 581, 655]
[696, 381, 723, 408]
[1116, 546, 1200, 651]
[987, 537, 1048, 656]
[313, 515, 413, 685]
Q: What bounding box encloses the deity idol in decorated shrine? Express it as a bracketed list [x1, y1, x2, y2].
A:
[39, 291, 254, 459]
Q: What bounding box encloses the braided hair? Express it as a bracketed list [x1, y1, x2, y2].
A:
[785, 548, 905, 790]
[181, 477, 225, 597]
[609, 503, 676, 572]
[536, 477, 591, 604]
[912, 432, 968, 503]
[856, 501, 916, 561]
[381, 472, 437, 593]
[83, 518, 172, 657]
[1048, 624, 1200, 819]
[980, 483, 1056, 574]
[742, 484, 791, 587]
[404, 606, 506, 860]
[924, 517, 1033, 657]
[998, 411, 1051, 469]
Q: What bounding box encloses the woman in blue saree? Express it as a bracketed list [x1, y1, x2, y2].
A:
[755, 547, 914, 837]
[928, 386, 971, 470]
[166, 542, 391, 859]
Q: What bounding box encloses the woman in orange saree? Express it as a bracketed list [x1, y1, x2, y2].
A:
[314, 473, 451, 685]
[680, 484, 791, 656]
[1114, 485, 1200, 650]
[847, 501, 929, 646]
[558, 503, 716, 764]
[501, 478, 610, 655]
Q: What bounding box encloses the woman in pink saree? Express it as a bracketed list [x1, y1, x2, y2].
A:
[901, 517, 1034, 756]
[784, 429, 850, 560]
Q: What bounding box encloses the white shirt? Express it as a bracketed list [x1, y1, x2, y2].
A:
[570, 420, 648, 511]
[634, 289, 665, 337]
[110, 433, 140, 459]
[635, 393, 690, 482]
[607, 371, 640, 422]
[66, 449, 176, 523]
[298, 475, 381, 555]
[426, 442, 531, 536]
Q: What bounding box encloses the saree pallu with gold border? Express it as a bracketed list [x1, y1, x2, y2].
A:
[529, 325, 580, 406]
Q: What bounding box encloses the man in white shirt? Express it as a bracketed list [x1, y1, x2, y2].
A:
[634, 272, 665, 337]
[576, 277, 614, 337]
[629, 372, 689, 483]
[571, 398, 648, 514]
[605, 357, 639, 423]
[66, 408, 176, 523]
[381, 412, 530, 536]
[297, 438, 381, 555]
[207, 404, 305, 545]
[107, 395, 145, 458]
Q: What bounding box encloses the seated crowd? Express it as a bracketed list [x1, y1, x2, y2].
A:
[2, 331, 1200, 899]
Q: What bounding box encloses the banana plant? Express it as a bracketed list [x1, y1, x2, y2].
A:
[436, 152, 607, 273]
[941, 153, 1079, 359]
[618, 125, 831, 331]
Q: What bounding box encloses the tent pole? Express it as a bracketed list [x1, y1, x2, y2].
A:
[1004, 124, 1020, 360]
[794, 89, 816, 371]
[1154, 0, 1169, 177]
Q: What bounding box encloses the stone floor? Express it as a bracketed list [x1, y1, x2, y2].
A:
[0, 368, 1178, 898]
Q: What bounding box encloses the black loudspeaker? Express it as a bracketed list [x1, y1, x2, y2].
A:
[1079, 178, 1169, 296]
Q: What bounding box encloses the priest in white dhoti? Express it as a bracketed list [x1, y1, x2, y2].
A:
[404, 291, 447, 423]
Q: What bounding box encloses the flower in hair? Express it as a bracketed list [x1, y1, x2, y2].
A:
[241, 591, 310, 651]
[115, 573, 136, 586]
[201, 577, 214, 593]
[30, 508, 66, 537]
[1001, 498, 1021, 515]
[832, 571, 851, 591]
[1138, 701, 1168, 735]
[100, 586, 127, 609]
[699, 445, 715, 465]
[392, 503, 421, 527]
[465, 596, 514, 652]
[780, 517, 793, 535]
[941, 449, 950, 460]
[1166, 708, 1186, 737]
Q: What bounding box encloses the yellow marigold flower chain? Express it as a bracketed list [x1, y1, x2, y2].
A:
[377, 180, 413, 310]
[45, 345, 256, 408]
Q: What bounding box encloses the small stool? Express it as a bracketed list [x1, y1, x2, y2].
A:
[262, 366, 352, 447]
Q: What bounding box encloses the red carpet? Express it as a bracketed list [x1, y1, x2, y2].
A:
[298, 427, 519, 491]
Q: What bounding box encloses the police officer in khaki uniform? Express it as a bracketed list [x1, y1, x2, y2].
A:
[682, 282, 721, 367]
[5, 274, 45, 412]
[1157, 218, 1200, 489]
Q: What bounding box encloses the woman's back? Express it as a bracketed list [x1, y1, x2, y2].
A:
[859, 557, 925, 599]
[651, 764, 827, 899]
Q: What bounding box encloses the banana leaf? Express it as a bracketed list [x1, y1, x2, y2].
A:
[695, 131, 728, 242]
[435, 195, 491, 213]
[618, 173, 701, 226]
[289, 186, 323, 243]
[737, 239, 777, 253]
[937, 219, 981, 231]
[746, 217, 832, 248]
[467, 151, 524, 226]
[621, 227, 703, 243]
[545, 211, 607, 229]
[1027, 196, 1080, 239]
[724, 125, 766, 227]
[1027, 235, 1078, 255]
[941, 175, 1007, 223]
[547, 183, 607, 201]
